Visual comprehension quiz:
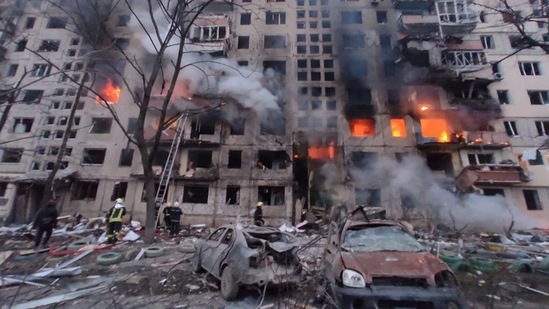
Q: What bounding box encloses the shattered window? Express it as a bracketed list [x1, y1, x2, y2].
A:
[342, 226, 424, 253]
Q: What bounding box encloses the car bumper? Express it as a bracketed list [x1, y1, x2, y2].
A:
[241, 264, 301, 286]
[330, 284, 465, 309]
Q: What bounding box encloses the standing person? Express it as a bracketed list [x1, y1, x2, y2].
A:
[168, 202, 183, 236]
[162, 202, 172, 231]
[106, 198, 126, 244]
[254, 202, 264, 226]
[33, 200, 59, 248]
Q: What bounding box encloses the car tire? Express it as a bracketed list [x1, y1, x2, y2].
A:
[67, 240, 88, 251]
[96, 252, 122, 266]
[220, 266, 239, 301]
[144, 246, 164, 258]
[192, 251, 204, 273]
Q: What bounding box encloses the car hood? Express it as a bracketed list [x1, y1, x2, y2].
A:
[340, 251, 449, 282]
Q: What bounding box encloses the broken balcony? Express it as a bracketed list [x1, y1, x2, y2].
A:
[450, 97, 501, 113]
[398, 15, 440, 35]
[464, 131, 510, 148]
[441, 50, 489, 73]
[253, 151, 292, 180]
[417, 131, 509, 149]
[187, 16, 231, 55]
[454, 165, 528, 192]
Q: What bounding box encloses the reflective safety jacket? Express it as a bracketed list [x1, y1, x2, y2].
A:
[107, 204, 126, 223]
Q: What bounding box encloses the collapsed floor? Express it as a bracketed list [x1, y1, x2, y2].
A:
[0, 218, 548, 309]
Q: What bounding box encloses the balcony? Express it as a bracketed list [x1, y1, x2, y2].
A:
[187, 16, 231, 55]
[464, 131, 509, 148]
[393, 0, 433, 11]
[398, 15, 439, 35]
[179, 167, 219, 182]
[454, 165, 528, 191]
[450, 97, 501, 113]
[441, 50, 489, 73]
[436, 0, 478, 35]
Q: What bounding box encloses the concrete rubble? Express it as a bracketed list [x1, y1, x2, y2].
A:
[0, 214, 548, 308]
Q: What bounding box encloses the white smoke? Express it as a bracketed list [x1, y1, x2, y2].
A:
[131, 5, 283, 125]
[343, 155, 546, 232]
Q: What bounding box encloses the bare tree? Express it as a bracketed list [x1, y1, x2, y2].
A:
[474, 0, 549, 54]
[0, 0, 242, 242]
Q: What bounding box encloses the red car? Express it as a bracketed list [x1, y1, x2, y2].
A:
[321, 219, 466, 309]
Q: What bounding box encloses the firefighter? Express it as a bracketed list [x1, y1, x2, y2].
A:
[168, 202, 183, 236]
[254, 202, 264, 226]
[162, 202, 172, 230]
[106, 198, 126, 244]
[33, 200, 58, 248]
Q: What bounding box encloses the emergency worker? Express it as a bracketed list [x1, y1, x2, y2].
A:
[106, 198, 126, 244]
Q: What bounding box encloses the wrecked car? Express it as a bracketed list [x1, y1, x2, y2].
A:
[192, 224, 301, 300]
[321, 219, 465, 309]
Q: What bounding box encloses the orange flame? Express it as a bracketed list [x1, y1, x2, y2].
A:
[96, 78, 121, 104]
[349, 119, 376, 137]
[390, 119, 406, 137]
[308, 141, 335, 160]
[439, 131, 449, 142]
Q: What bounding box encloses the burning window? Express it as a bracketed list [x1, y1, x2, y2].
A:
[110, 182, 128, 201]
[82, 149, 107, 165]
[308, 144, 335, 160]
[226, 186, 240, 205]
[71, 181, 99, 200]
[258, 186, 285, 206]
[96, 79, 121, 104]
[349, 119, 376, 137]
[257, 150, 289, 170]
[419, 119, 451, 142]
[183, 185, 209, 204]
[390, 119, 406, 137]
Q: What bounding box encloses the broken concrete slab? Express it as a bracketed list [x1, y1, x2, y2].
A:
[9, 285, 108, 309]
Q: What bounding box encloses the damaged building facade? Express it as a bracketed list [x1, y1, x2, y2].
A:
[0, 0, 549, 226]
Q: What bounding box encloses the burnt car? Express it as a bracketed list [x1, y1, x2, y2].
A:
[192, 224, 301, 300]
[322, 220, 465, 309]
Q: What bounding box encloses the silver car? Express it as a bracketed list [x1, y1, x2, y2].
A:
[192, 224, 302, 300]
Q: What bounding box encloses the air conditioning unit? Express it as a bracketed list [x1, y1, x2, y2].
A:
[493, 72, 503, 80]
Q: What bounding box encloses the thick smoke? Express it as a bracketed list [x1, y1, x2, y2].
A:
[340, 155, 546, 232]
[131, 4, 284, 129]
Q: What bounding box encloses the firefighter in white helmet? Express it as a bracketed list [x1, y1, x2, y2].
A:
[254, 202, 264, 226]
[106, 198, 126, 244]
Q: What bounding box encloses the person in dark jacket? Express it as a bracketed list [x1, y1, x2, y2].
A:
[168, 202, 183, 236]
[33, 200, 58, 248]
[254, 202, 264, 226]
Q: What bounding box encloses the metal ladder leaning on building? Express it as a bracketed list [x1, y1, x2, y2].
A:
[154, 113, 188, 228]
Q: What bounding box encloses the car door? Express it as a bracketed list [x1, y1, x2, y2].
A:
[322, 221, 340, 281]
[200, 228, 226, 273]
[211, 228, 235, 278]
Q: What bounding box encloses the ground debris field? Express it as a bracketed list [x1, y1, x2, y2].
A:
[1, 219, 549, 309]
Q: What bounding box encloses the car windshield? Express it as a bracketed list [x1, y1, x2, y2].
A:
[341, 225, 425, 253]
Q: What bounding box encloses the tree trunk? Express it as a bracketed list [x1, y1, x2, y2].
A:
[139, 145, 157, 244]
[0, 102, 13, 133]
[42, 81, 84, 204]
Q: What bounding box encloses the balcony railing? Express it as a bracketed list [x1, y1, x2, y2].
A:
[441, 50, 489, 72]
[465, 131, 509, 147]
[454, 164, 529, 191]
[398, 15, 439, 35]
[417, 131, 510, 148]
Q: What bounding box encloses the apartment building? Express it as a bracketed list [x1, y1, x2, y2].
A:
[0, 0, 548, 227]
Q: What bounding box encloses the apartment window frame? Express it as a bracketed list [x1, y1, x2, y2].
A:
[467, 153, 494, 165]
[0, 148, 23, 163]
[38, 40, 61, 52]
[376, 11, 388, 24]
[528, 90, 549, 105]
[504, 120, 519, 136]
[497, 90, 509, 104]
[226, 185, 240, 205]
[90, 117, 113, 134]
[30, 64, 52, 77]
[110, 182, 128, 201]
[46, 16, 68, 29]
[240, 13, 251, 25]
[11, 118, 34, 133]
[266, 11, 286, 25]
[535, 120, 549, 136]
[119, 149, 134, 167]
[7, 64, 18, 77]
[81, 148, 107, 165]
[237, 36, 250, 49]
[71, 181, 99, 200]
[519, 62, 541, 76]
[480, 35, 495, 49]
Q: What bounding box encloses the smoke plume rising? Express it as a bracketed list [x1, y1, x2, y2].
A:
[333, 155, 546, 232]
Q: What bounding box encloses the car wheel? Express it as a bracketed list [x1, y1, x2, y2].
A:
[220, 266, 239, 301]
[192, 251, 204, 273]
